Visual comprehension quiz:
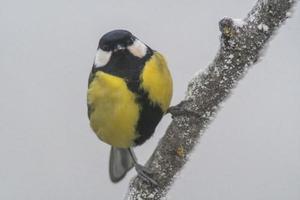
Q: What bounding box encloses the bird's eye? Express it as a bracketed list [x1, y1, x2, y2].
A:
[102, 45, 110, 51]
[126, 38, 134, 46]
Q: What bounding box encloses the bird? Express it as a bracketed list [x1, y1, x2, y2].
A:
[87, 30, 172, 184]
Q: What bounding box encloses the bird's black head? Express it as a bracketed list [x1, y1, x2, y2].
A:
[94, 29, 150, 68]
[98, 30, 135, 52]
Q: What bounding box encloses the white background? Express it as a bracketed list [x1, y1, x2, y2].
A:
[0, 0, 299, 199]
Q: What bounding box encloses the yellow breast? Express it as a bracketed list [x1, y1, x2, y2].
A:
[87, 71, 140, 148]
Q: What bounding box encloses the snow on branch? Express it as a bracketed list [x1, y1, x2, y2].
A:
[126, 0, 296, 199]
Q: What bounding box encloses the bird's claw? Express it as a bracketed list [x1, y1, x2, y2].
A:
[167, 99, 201, 118]
[135, 164, 158, 185]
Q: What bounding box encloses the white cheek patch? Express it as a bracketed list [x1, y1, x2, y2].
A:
[94, 49, 112, 67]
[128, 39, 147, 58]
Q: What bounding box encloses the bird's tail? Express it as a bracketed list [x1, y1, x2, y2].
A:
[109, 147, 134, 183]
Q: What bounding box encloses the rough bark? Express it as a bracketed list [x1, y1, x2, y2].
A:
[126, 0, 297, 199]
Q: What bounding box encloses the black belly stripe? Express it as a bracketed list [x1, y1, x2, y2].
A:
[134, 91, 164, 146]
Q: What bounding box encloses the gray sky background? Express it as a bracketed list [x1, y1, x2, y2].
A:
[0, 0, 299, 199]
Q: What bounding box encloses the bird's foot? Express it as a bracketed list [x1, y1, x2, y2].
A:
[135, 164, 158, 185]
[167, 99, 201, 118]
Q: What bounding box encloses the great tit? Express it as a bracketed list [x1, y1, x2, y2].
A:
[87, 30, 172, 184]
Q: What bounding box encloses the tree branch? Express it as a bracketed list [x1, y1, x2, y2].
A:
[126, 0, 297, 199]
